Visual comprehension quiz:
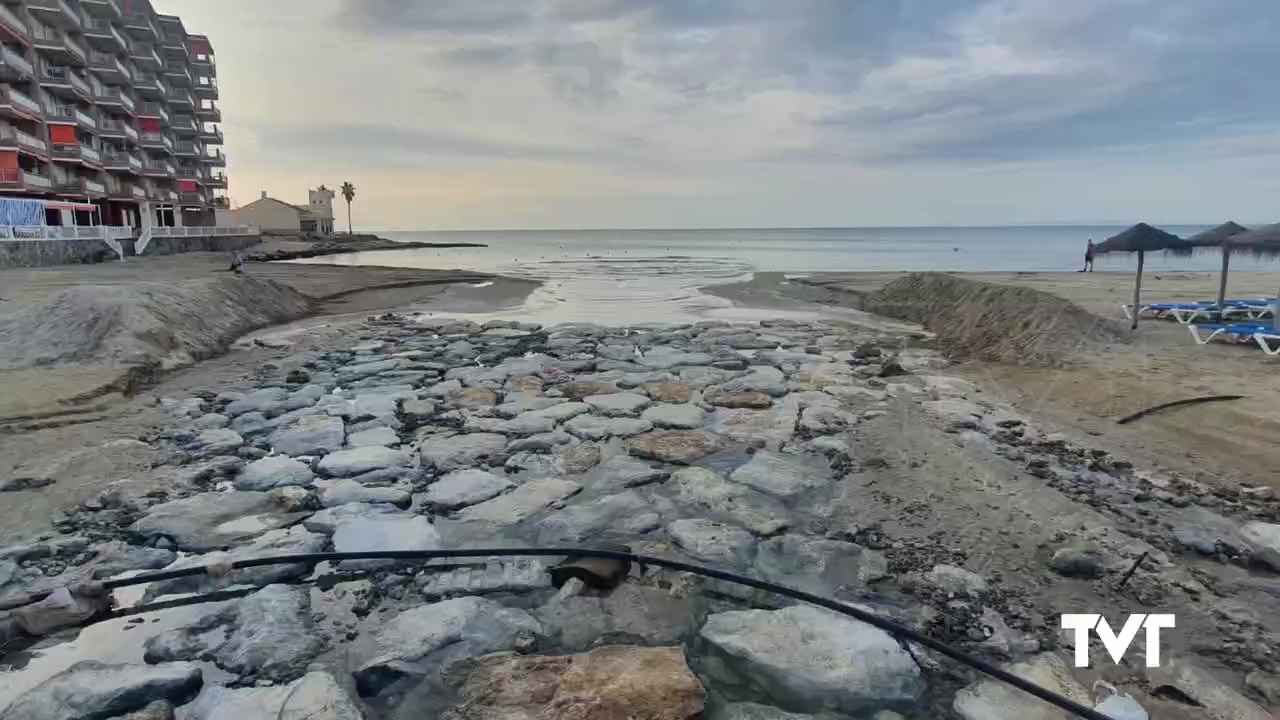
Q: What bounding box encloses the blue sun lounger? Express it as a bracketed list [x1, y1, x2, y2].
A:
[1126, 299, 1276, 324]
[1188, 322, 1276, 345]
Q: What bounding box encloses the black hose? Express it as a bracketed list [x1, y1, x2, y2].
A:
[1116, 394, 1243, 424]
[102, 547, 1111, 720]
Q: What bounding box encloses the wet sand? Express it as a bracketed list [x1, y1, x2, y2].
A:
[774, 270, 1280, 492]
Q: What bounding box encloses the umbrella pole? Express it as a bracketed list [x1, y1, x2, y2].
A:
[1131, 250, 1145, 331]
[1216, 248, 1231, 321]
[1218, 249, 1228, 322]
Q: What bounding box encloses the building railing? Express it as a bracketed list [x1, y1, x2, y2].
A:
[74, 106, 95, 129]
[0, 224, 134, 240]
[23, 171, 52, 188]
[5, 86, 42, 116]
[0, 3, 28, 37]
[83, 177, 105, 194]
[138, 100, 169, 123]
[171, 114, 195, 131]
[79, 143, 101, 163]
[0, 123, 49, 153]
[1, 46, 34, 77]
[84, 16, 127, 50]
[96, 86, 136, 112]
[42, 63, 91, 97]
[150, 225, 255, 238]
[125, 13, 158, 38]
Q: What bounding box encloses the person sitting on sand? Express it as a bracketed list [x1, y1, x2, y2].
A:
[1083, 239, 1096, 272]
[230, 251, 246, 275]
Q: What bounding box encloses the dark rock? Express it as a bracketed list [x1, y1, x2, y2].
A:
[1, 661, 202, 720]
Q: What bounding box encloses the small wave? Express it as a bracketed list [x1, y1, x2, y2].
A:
[470, 281, 495, 288]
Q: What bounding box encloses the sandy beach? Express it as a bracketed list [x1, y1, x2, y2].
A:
[759, 270, 1280, 491]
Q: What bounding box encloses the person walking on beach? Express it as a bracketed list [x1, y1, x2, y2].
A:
[1082, 239, 1096, 272]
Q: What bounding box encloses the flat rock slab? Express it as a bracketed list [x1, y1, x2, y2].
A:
[642, 403, 708, 430]
[720, 367, 787, 396]
[953, 653, 1092, 720]
[700, 605, 925, 715]
[332, 514, 440, 569]
[645, 382, 692, 403]
[668, 519, 757, 566]
[419, 433, 509, 471]
[303, 502, 405, 534]
[753, 534, 888, 595]
[269, 415, 346, 457]
[1242, 521, 1280, 571]
[728, 451, 831, 499]
[636, 347, 715, 369]
[584, 392, 652, 417]
[128, 491, 301, 552]
[352, 597, 543, 696]
[180, 672, 361, 720]
[465, 413, 558, 436]
[234, 455, 315, 491]
[710, 403, 800, 450]
[448, 387, 499, 408]
[347, 426, 400, 447]
[536, 490, 657, 543]
[670, 467, 790, 536]
[558, 442, 602, 474]
[440, 646, 705, 720]
[455, 478, 582, 525]
[316, 445, 409, 477]
[625, 430, 722, 464]
[142, 526, 328, 600]
[144, 584, 324, 683]
[589, 454, 667, 491]
[525, 402, 591, 422]
[531, 583, 701, 652]
[705, 390, 773, 409]
[564, 415, 654, 440]
[422, 469, 515, 512]
[2, 660, 203, 720]
[225, 387, 288, 417]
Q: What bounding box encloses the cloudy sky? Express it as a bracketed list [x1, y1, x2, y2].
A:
[164, 0, 1280, 230]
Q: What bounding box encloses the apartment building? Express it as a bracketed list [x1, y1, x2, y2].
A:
[0, 0, 226, 228]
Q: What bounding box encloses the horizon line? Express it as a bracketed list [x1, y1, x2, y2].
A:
[358, 221, 1238, 234]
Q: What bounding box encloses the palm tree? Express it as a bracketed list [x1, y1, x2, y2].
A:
[340, 181, 355, 234]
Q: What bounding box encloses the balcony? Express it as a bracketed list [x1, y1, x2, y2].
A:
[189, 54, 214, 78]
[1, 85, 43, 119]
[0, 168, 52, 190]
[79, 143, 101, 164]
[170, 114, 195, 133]
[0, 4, 28, 44]
[88, 50, 130, 83]
[43, 101, 74, 123]
[137, 101, 169, 124]
[28, 0, 82, 32]
[193, 75, 217, 100]
[141, 159, 174, 177]
[211, 195, 229, 210]
[125, 13, 158, 40]
[102, 150, 141, 172]
[132, 72, 166, 100]
[131, 183, 145, 199]
[168, 89, 192, 108]
[195, 102, 219, 122]
[82, 0, 124, 22]
[162, 60, 190, 84]
[129, 40, 161, 68]
[201, 150, 225, 167]
[30, 23, 87, 66]
[0, 123, 49, 155]
[140, 131, 173, 153]
[0, 46, 34, 81]
[204, 171, 226, 189]
[174, 140, 198, 157]
[74, 106, 95, 130]
[84, 177, 105, 195]
[41, 64, 91, 101]
[83, 16, 128, 54]
[95, 86, 135, 113]
[198, 126, 222, 145]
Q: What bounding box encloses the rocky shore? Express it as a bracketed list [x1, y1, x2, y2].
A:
[1, 314, 1279, 719]
[244, 234, 485, 263]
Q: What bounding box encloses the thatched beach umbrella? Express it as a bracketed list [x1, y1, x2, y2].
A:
[1186, 221, 1250, 312]
[1093, 223, 1189, 329]
[1222, 223, 1280, 329]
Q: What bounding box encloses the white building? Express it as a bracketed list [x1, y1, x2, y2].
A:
[229, 188, 335, 233]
